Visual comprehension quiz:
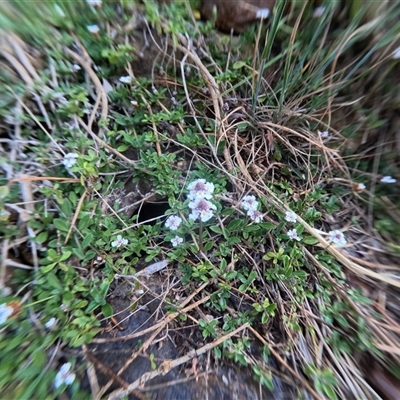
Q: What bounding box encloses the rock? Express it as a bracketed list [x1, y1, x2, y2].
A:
[200, 0, 276, 33]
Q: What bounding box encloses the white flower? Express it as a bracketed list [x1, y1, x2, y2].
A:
[285, 210, 297, 223]
[241, 195, 259, 211]
[111, 235, 128, 248]
[54, 363, 75, 389]
[354, 182, 366, 193]
[62, 153, 79, 169]
[0, 303, 13, 324]
[86, 0, 102, 6]
[188, 198, 217, 222]
[247, 209, 263, 223]
[165, 215, 182, 231]
[171, 236, 183, 247]
[87, 24, 99, 34]
[328, 230, 347, 247]
[319, 130, 329, 138]
[256, 8, 270, 19]
[380, 176, 397, 184]
[187, 179, 214, 200]
[287, 229, 301, 241]
[392, 46, 400, 59]
[313, 6, 326, 18]
[45, 317, 57, 329]
[71, 64, 81, 72]
[119, 75, 131, 84]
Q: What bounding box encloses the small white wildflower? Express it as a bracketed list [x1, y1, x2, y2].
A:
[165, 215, 182, 231]
[45, 317, 57, 329]
[71, 64, 81, 72]
[86, 0, 102, 6]
[111, 235, 128, 248]
[287, 229, 301, 241]
[285, 210, 297, 223]
[54, 363, 75, 389]
[171, 235, 183, 247]
[247, 209, 263, 223]
[313, 6, 326, 18]
[319, 130, 329, 139]
[188, 198, 217, 222]
[187, 179, 214, 200]
[87, 24, 100, 34]
[62, 153, 79, 169]
[392, 46, 400, 60]
[380, 176, 397, 184]
[0, 303, 13, 324]
[119, 75, 131, 84]
[241, 195, 259, 211]
[256, 8, 270, 19]
[328, 230, 347, 247]
[353, 182, 366, 193]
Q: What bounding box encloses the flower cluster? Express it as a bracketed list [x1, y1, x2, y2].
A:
[87, 24, 100, 34]
[284, 210, 297, 223]
[45, 317, 57, 329]
[171, 236, 183, 247]
[165, 215, 182, 230]
[62, 153, 78, 169]
[164, 179, 218, 248]
[187, 179, 214, 201]
[380, 176, 397, 184]
[328, 230, 347, 247]
[188, 179, 216, 222]
[0, 303, 13, 325]
[119, 76, 131, 84]
[111, 234, 128, 248]
[283, 209, 347, 247]
[241, 195, 263, 223]
[189, 198, 217, 222]
[287, 229, 301, 241]
[54, 363, 75, 389]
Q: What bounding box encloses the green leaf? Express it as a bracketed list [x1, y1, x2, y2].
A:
[323, 385, 338, 400]
[227, 219, 244, 232]
[82, 233, 93, 249]
[60, 199, 72, 217]
[47, 272, 62, 290]
[36, 231, 48, 243]
[117, 144, 130, 152]
[303, 236, 319, 245]
[41, 262, 57, 273]
[227, 237, 241, 245]
[102, 303, 113, 318]
[60, 251, 72, 261]
[53, 218, 69, 232]
[233, 61, 246, 69]
[260, 222, 276, 230]
[209, 225, 223, 234]
[72, 247, 85, 260]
